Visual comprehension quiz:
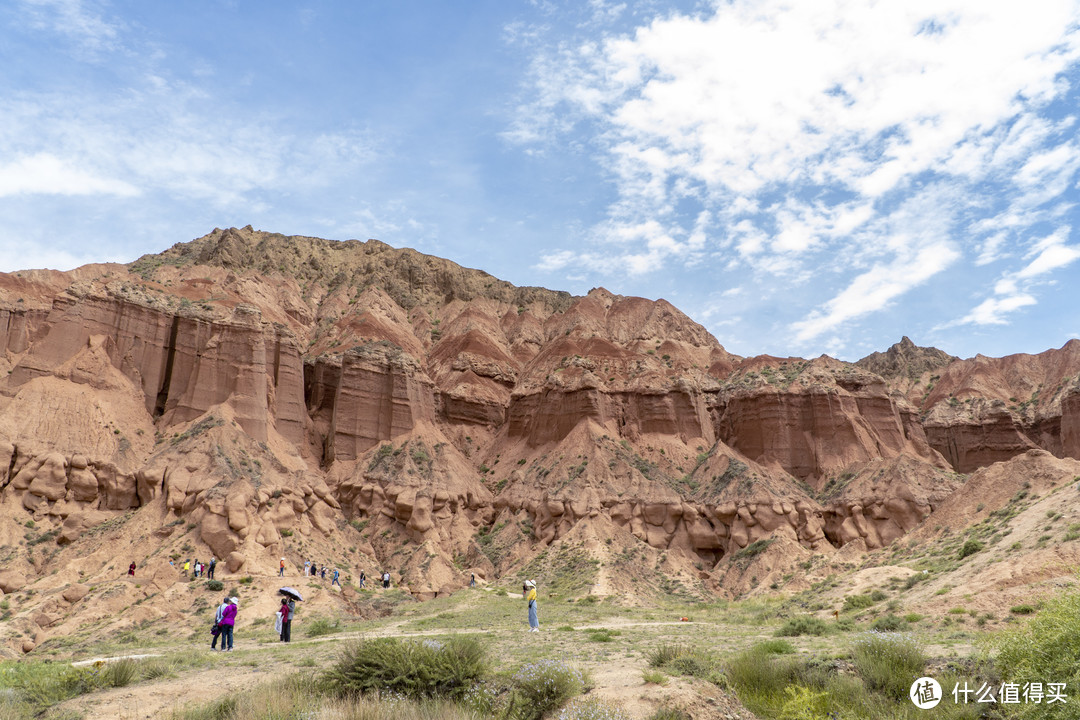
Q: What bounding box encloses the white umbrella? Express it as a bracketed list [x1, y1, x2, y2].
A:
[279, 587, 304, 601]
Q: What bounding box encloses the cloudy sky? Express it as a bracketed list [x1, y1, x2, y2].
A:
[3, 0, 1079, 361]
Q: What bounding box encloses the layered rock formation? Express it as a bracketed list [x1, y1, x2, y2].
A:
[2, 226, 1080, 654]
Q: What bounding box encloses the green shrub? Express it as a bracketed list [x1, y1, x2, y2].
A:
[1010, 604, 1036, 615]
[509, 659, 587, 720]
[305, 617, 340, 638]
[552, 696, 632, 720]
[778, 684, 829, 720]
[647, 644, 716, 677]
[991, 589, 1080, 720]
[103, 659, 139, 688]
[869, 614, 909, 632]
[669, 654, 712, 678]
[724, 646, 802, 717]
[842, 593, 876, 611]
[958, 539, 984, 559]
[461, 680, 507, 716]
[647, 707, 691, 720]
[648, 643, 687, 667]
[585, 628, 620, 643]
[776, 616, 828, 637]
[641, 669, 667, 685]
[733, 538, 775, 560]
[869, 589, 888, 602]
[204, 580, 224, 592]
[325, 636, 487, 700]
[852, 631, 926, 700]
[834, 617, 855, 632]
[139, 658, 176, 680]
[755, 639, 796, 655]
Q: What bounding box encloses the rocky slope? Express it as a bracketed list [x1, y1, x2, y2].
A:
[2, 226, 1080, 656]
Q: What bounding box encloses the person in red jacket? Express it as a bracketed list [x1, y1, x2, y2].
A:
[219, 597, 238, 651]
[279, 597, 292, 642]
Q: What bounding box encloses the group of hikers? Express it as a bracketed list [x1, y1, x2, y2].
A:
[127, 557, 218, 578]
[208, 574, 542, 651]
[184, 558, 215, 578]
[278, 557, 394, 591]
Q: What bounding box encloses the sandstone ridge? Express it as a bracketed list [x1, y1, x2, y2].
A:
[1, 226, 1079, 655]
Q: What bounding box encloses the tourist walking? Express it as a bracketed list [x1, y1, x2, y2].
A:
[219, 597, 237, 650]
[279, 557, 286, 577]
[207, 558, 216, 579]
[128, 562, 136, 576]
[332, 568, 341, 587]
[382, 571, 390, 589]
[524, 580, 539, 632]
[358, 571, 366, 589]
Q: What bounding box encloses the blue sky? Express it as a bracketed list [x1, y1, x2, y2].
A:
[2, 0, 1080, 362]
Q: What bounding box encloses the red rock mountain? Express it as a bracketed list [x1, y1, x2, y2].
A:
[1, 227, 1079, 654]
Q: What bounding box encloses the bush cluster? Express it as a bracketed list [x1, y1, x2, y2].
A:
[647, 643, 719, 679]
[510, 659, 588, 720]
[851, 631, 926, 700]
[775, 616, 828, 637]
[991, 589, 1080, 720]
[325, 637, 487, 700]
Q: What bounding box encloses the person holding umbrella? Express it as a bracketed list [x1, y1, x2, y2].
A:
[278, 586, 303, 643]
[278, 595, 292, 642]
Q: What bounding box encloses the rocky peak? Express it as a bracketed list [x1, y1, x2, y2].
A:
[132, 226, 576, 317]
[855, 336, 958, 381]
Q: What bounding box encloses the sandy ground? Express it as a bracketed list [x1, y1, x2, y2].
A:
[64, 662, 294, 720]
[55, 617, 761, 720]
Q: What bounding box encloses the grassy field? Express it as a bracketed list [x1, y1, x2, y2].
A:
[2, 582, 1074, 720]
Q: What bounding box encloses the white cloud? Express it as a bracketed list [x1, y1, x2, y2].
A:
[975, 232, 1008, 266]
[792, 239, 961, 343]
[0, 89, 376, 212]
[1018, 228, 1080, 278]
[18, 0, 122, 57]
[511, 0, 1080, 349]
[956, 294, 1038, 326]
[0, 153, 138, 197]
[948, 229, 1080, 327]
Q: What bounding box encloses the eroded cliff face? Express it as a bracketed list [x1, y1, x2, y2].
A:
[862, 338, 1080, 472]
[2, 227, 1080, 655]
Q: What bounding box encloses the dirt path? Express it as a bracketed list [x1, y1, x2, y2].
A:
[56, 616, 753, 720]
[62, 661, 294, 720]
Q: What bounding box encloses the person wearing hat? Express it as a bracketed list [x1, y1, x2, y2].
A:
[210, 595, 229, 650]
[219, 597, 238, 651]
[523, 580, 539, 632]
[279, 557, 286, 577]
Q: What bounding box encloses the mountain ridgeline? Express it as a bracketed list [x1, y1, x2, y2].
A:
[1, 225, 1079, 655]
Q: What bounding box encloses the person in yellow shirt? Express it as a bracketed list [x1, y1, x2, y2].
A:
[183, 559, 190, 576]
[523, 580, 539, 632]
